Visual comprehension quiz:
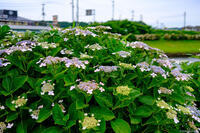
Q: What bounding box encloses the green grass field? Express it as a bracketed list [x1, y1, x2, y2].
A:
[144, 40, 200, 54]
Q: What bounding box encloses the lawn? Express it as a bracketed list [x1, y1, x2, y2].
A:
[144, 40, 200, 54]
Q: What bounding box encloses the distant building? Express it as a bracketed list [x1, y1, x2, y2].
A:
[0, 9, 50, 31]
[0, 9, 45, 26]
[185, 26, 200, 31]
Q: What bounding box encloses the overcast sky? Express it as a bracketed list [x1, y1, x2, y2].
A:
[0, 0, 199, 27]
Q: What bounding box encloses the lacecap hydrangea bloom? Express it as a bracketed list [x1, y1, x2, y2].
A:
[11, 96, 28, 108]
[79, 113, 101, 130]
[112, 51, 131, 58]
[70, 80, 105, 94]
[94, 66, 118, 73]
[41, 80, 55, 96]
[116, 86, 131, 96]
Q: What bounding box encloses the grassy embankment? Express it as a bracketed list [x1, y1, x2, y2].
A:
[144, 40, 200, 55]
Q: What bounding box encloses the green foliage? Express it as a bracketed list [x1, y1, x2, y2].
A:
[0, 25, 199, 133]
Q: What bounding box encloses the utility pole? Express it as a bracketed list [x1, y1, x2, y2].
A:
[42, 3, 45, 21]
[76, 0, 79, 26]
[112, 0, 115, 20]
[140, 14, 143, 22]
[71, 0, 74, 22]
[131, 10, 134, 21]
[184, 11, 186, 30]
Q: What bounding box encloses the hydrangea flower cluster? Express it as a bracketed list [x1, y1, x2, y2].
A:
[29, 105, 44, 120]
[0, 122, 14, 132]
[171, 69, 193, 81]
[11, 96, 28, 108]
[16, 40, 36, 46]
[116, 86, 131, 96]
[87, 26, 112, 30]
[152, 58, 173, 69]
[62, 28, 96, 37]
[80, 53, 93, 59]
[79, 113, 101, 130]
[126, 41, 160, 51]
[37, 42, 58, 49]
[187, 106, 200, 122]
[36, 56, 89, 69]
[158, 87, 174, 95]
[70, 80, 105, 94]
[0, 58, 10, 67]
[60, 48, 73, 55]
[166, 109, 179, 124]
[136, 62, 151, 72]
[3, 45, 33, 55]
[176, 105, 191, 114]
[36, 56, 66, 67]
[150, 65, 168, 78]
[74, 28, 97, 37]
[94, 66, 118, 73]
[119, 62, 136, 70]
[156, 99, 171, 110]
[0, 105, 5, 110]
[112, 51, 131, 58]
[85, 43, 106, 51]
[41, 80, 55, 96]
[64, 57, 89, 69]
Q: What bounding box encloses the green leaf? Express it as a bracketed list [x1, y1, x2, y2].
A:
[63, 114, 70, 122]
[130, 116, 142, 124]
[41, 126, 63, 133]
[76, 95, 89, 110]
[6, 98, 16, 111]
[111, 119, 131, 133]
[66, 120, 76, 129]
[37, 108, 52, 123]
[2, 76, 11, 91]
[12, 75, 28, 93]
[7, 55, 24, 71]
[6, 112, 18, 122]
[16, 122, 27, 133]
[90, 106, 115, 121]
[135, 105, 153, 118]
[138, 95, 155, 106]
[52, 104, 66, 126]
[94, 93, 113, 108]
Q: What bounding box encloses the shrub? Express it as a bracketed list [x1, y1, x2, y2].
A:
[0, 26, 199, 133]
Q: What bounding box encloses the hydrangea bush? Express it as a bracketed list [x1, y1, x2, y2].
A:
[0, 25, 199, 133]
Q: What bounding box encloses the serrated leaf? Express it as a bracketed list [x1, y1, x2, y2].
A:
[135, 105, 153, 118]
[37, 108, 52, 123]
[6, 112, 18, 122]
[16, 122, 27, 133]
[76, 95, 88, 110]
[2, 76, 11, 91]
[94, 93, 113, 108]
[63, 114, 70, 122]
[12, 75, 28, 93]
[41, 126, 63, 133]
[111, 119, 131, 133]
[52, 104, 66, 126]
[138, 95, 155, 105]
[130, 116, 142, 124]
[6, 98, 16, 111]
[90, 106, 115, 121]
